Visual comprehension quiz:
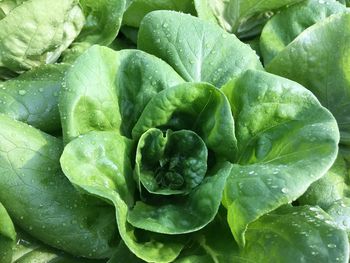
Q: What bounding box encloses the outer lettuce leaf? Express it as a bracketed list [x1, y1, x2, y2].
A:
[0, 64, 68, 133]
[0, 0, 84, 78]
[0, 203, 16, 263]
[123, 0, 195, 28]
[138, 10, 263, 87]
[266, 12, 350, 146]
[326, 198, 350, 236]
[0, 114, 117, 258]
[12, 230, 104, 263]
[260, 0, 346, 64]
[60, 131, 185, 263]
[299, 150, 350, 235]
[194, 0, 304, 34]
[59, 46, 184, 142]
[299, 154, 348, 209]
[242, 205, 349, 263]
[76, 0, 126, 45]
[222, 70, 339, 245]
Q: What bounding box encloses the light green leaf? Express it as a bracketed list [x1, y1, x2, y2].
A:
[299, 154, 348, 209]
[60, 45, 184, 142]
[128, 162, 232, 234]
[132, 82, 237, 161]
[194, 0, 304, 33]
[242, 205, 349, 263]
[260, 0, 346, 64]
[326, 198, 350, 235]
[60, 42, 92, 63]
[123, 0, 195, 28]
[60, 131, 185, 263]
[138, 10, 262, 87]
[76, 0, 125, 45]
[60, 131, 135, 206]
[222, 70, 339, 246]
[0, 64, 68, 133]
[0, 0, 84, 78]
[266, 12, 350, 146]
[0, 203, 15, 263]
[12, 230, 105, 263]
[0, 114, 117, 258]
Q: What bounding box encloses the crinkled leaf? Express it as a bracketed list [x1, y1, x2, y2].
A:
[60, 45, 184, 142]
[242, 205, 349, 263]
[76, 0, 125, 45]
[60, 131, 185, 263]
[266, 12, 350, 146]
[132, 82, 237, 161]
[222, 70, 339, 245]
[128, 162, 232, 234]
[0, 0, 84, 78]
[260, 0, 346, 64]
[138, 10, 262, 87]
[135, 128, 208, 196]
[0, 64, 68, 133]
[0, 114, 117, 258]
[123, 0, 195, 28]
[0, 203, 15, 263]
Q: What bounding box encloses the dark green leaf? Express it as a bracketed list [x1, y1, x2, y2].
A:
[0, 115, 117, 258]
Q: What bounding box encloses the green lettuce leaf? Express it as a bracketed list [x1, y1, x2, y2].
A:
[123, 0, 195, 28]
[260, 0, 346, 64]
[0, 114, 118, 258]
[138, 10, 263, 87]
[0, 203, 16, 263]
[59, 46, 184, 142]
[76, 0, 126, 45]
[0, 64, 68, 133]
[266, 12, 350, 146]
[242, 205, 349, 263]
[222, 70, 339, 245]
[194, 0, 304, 34]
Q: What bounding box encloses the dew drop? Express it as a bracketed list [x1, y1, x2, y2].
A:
[327, 243, 336, 248]
[18, 90, 26, 95]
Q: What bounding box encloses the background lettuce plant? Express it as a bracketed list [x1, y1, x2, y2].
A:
[0, 0, 126, 79]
